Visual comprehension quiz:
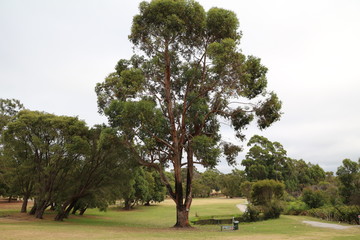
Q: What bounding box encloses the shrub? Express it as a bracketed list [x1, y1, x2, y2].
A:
[302, 188, 326, 209]
[251, 180, 285, 206]
[263, 201, 283, 219]
[283, 200, 308, 215]
[306, 205, 360, 224]
[242, 204, 261, 222]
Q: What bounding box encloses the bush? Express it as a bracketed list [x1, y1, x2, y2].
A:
[283, 200, 308, 215]
[306, 205, 360, 224]
[242, 204, 261, 222]
[251, 180, 285, 206]
[263, 200, 283, 219]
[302, 188, 326, 209]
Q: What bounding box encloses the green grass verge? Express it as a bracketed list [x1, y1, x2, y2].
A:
[0, 198, 359, 240]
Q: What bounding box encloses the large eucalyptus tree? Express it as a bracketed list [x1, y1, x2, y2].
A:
[96, 0, 282, 227]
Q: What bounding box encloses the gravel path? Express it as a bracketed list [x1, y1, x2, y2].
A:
[236, 200, 248, 212]
[236, 202, 354, 230]
[302, 220, 353, 230]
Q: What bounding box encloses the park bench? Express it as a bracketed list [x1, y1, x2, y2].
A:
[220, 218, 239, 231]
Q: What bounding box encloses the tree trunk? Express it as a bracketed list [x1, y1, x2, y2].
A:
[21, 196, 29, 213]
[64, 200, 77, 218]
[72, 205, 79, 215]
[174, 205, 191, 228]
[54, 199, 77, 221]
[35, 200, 47, 219]
[29, 201, 37, 215]
[54, 207, 66, 221]
[123, 198, 132, 210]
[79, 207, 87, 215]
[49, 202, 56, 211]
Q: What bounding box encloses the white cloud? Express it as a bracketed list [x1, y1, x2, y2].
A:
[0, 0, 359, 173]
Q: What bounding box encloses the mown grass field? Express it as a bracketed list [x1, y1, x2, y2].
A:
[0, 198, 359, 240]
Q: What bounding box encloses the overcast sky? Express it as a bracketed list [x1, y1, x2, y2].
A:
[1, 0, 359, 173]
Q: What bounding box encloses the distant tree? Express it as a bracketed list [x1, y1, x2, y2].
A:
[242, 136, 326, 194]
[242, 135, 288, 181]
[96, 0, 281, 227]
[201, 169, 222, 192]
[240, 181, 253, 200]
[144, 170, 166, 205]
[0, 99, 24, 200]
[192, 178, 211, 198]
[0, 98, 24, 132]
[336, 158, 360, 205]
[220, 169, 246, 198]
[293, 160, 325, 190]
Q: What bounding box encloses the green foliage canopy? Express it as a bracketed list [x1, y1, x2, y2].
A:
[96, 0, 282, 227]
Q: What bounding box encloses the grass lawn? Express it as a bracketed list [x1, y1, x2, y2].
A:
[0, 198, 359, 240]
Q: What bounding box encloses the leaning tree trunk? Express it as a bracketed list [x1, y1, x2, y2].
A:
[72, 205, 80, 215]
[29, 200, 37, 215]
[54, 200, 77, 221]
[79, 207, 87, 215]
[34, 200, 48, 219]
[20, 195, 29, 213]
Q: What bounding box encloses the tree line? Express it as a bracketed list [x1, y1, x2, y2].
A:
[0, 99, 166, 221]
[1, 98, 358, 224]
